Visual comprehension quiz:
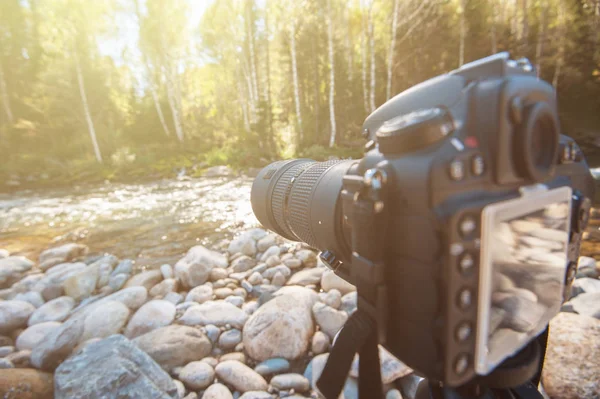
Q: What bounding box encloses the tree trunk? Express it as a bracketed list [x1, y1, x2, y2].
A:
[290, 19, 303, 144]
[368, 5, 376, 112]
[150, 84, 171, 137]
[459, 0, 466, 66]
[535, 1, 547, 77]
[520, 0, 529, 55]
[345, 7, 353, 83]
[553, 0, 566, 89]
[264, 0, 274, 151]
[0, 60, 14, 126]
[386, 0, 399, 100]
[312, 36, 320, 140]
[490, 0, 497, 54]
[165, 65, 185, 143]
[327, 0, 337, 148]
[74, 51, 102, 163]
[246, 1, 260, 109]
[361, 0, 369, 113]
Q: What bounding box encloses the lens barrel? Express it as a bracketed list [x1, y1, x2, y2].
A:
[251, 159, 355, 262]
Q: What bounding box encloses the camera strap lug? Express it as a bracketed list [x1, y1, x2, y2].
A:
[317, 167, 391, 399]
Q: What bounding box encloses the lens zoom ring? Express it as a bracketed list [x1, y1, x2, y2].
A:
[271, 160, 314, 238]
[288, 160, 346, 247]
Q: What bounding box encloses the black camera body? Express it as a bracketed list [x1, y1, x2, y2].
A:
[251, 53, 595, 389]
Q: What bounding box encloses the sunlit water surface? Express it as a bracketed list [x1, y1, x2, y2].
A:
[0, 178, 258, 268]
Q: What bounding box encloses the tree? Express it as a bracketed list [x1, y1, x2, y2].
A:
[327, 0, 337, 147]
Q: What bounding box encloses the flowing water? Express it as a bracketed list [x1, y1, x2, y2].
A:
[0, 177, 259, 268]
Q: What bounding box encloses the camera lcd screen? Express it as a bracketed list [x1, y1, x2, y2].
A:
[475, 186, 572, 375]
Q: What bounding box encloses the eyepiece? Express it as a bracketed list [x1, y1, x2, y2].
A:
[514, 102, 559, 182]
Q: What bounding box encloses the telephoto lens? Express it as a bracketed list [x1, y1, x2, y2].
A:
[250, 158, 355, 264]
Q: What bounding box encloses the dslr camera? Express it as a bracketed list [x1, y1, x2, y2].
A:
[251, 53, 595, 395]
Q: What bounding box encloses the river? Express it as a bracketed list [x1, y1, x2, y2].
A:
[0, 177, 258, 268]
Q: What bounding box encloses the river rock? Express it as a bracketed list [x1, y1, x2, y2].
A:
[248, 272, 263, 285]
[0, 369, 54, 398]
[262, 265, 291, 280]
[0, 346, 14, 356]
[340, 292, 357, 315]
[186, 284, 213, 304]
[323, 289, 342, 309]
[179, 300, 248, 328]
[13, 292, 44, 308]
[179, 361, 215, 390]
[204, 324, 221, 343]
[286, 268, 324, 286]
[175, 246, 228, 289]
[218, 329, 242, 350]
[55, 334, 177, 398]
[133, 325, 212, 371]
[304, 353, 357, 398]
[39, 243, 88, 271]
[283, 258, 302, 269]
[80, 301, 131, 342]
[350, 346, 413, 384]
[238, 392, 272, 399]
[260, 246, 280, 262]
[571, 277, 600, 298]
[215, 287, 233, 299]
[311, 331, 330, 355]
[271, 271, 286, 286]
[215, 360, 268, 392]
[386, 389, 403, 399]
[125, 300, 176, 338]
[228, 236, 257, 257]
[265, 255, 280, 268]
[243, 287, 317, 361]
[0, 358, 13, 369]
[125, 269, 163, 291]
[203, 383, 233, 399]
[0, 256, 34, 289]
[321, 270, 356, 294]
[0, 249, 8, 258]
[220, 352, 246, 363]
[270, 373, 310, 392]
[71, 286, 148, 319]
[63, 264, 99, 301]
[313, 302, 348, 339]
[15, 322, 62, 351]
[150, 278, 179, 297]
[211, 267, 229, 281]
[204, 165, 234, 177]
[108, 273, 129, 291]
[6, 349, 32, 367]
[28, 296, 74, 326]
[31, 315, 83, 370]
[113, 259, 134, 275]
[173, 380, 185, 398]
[164, 292, 183, 305]
[95, 263, 113, 289]
[542, 312, 600, 398]
[0, 300, 36, 334]
[256, 235, 276, 252]
[296, 249, 317, 268]
[160, 264, 174, 279]
[577, 256, 599, 278]
[231, 256, 257, 273]
[567, 292, 600, 318]
[225, 296, 244, 307]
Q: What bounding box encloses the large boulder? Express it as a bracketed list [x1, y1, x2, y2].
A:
[133, 325, 212, 371]
[54, 334, 178, 399]
[542, 312, 600, 399]
[179, 300, 248, 328]
[124, 300, 175, 338]
[0, 369, 54, 398]
[175, 246, 228, 289]
[39, 243, 88, 271]
[0, 256, 34, 289]
[0, 300, 36, 334]
[243, 287, 317, 361]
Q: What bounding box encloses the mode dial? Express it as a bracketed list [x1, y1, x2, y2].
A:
[375, 108, 454, 155]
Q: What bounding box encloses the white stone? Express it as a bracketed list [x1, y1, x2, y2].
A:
[257, 235, 277, 252]
[231, 256, 257, 273]
[271, 271, 286, 286]
[263, 265, 291, 280]
[228, 236, 257, 257]
[0, 256, 34, 288]
[219, 329, 242, 350]
[225, 296, 244, 307]
[160, 264, 174, 279]
[215, 360, 268, 392]
[13, 292, 44, 308]
[320, 270, 356, 294]
[124, 270, 163, 291]
[125, 300, 176, 338]
[248, 272, 263, 285]
[16, 321, 62, 351]
[0, 300, 36, 334]
[39, 243, 88, 271]
[286, 268, 323, 286]
[313, 302, 348, 339]
[28, 296, 74, 326]
[323, 289, 342, 309]
[203, 383, 233, 399]
[311, 331, 330, 355]
[80, 301, 131, 342]
[179, 361, 215, 390]
[108, 273, 129, 291]
[63, 265, 99, 301]
[150, 278, 179, 297]
[179, 300, 248, 328]
[175, 246, 228, 289]
[260, 246, 280, 262]
[186, 285, 213, 304]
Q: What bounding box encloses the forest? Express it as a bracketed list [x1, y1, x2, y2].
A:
[1, 0, 600, 188]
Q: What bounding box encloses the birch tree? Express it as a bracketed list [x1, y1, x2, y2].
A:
[74, 49, 102, 162]
[0, 60, 14, 126]
[459, 0, 466, 66]
[290, 18, 303, 142]
[386, 0, 400, 100]
[361, 0, 369, 112]
[535, 1, 547, 77]
[327, 0, 337, 147]
[368, 3, 376, 112]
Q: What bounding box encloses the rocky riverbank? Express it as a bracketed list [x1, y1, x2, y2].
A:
[1, 225, 600, 398]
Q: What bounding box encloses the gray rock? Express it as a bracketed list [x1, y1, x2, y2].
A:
[164, 292, 184, 305]
[133, 325, 212, 371]
[313, 302, 348, 339]
[386, 389, 403, 399]
[0, 300, 36, 334]
[262, 265, 291, 280]
[80, 301, 131, 342]
[0, 345, 14, 356]
[10, 273, 44, 296]
[248, 272, 263, 285]
[265, 255, 281, 268]
[238, 392, 272, 399]
[568, 292, 600, 318]
[286, 268, 324, 286]
[15, 321, 62, 351]
[63, 264, 99, 301]
[571, 277, 600, 298]
[321, 270, 355, 294]
[31, 316, 84, 370]
[257, 235, 277, 252]
[179, 361, 215, 390]
[271, 271, 286, 286]
[215, 360, 268, 392]
[241, 280, 253, 293]
[225, 296, 245, 307]
[200, 356, 219, 368]
[295, 250, 318, 268]
[211, 267, 229, 281]
[179, 300, 248, 328]
[54, 334, 178, 398]
[173, 379, 185, 398]
[220, 352, 246, 363]
[350, 346, 413, 384]
[113, 259, 134, 275]
[340, 292, 357, 314]
[183, 393, 198, 399]
[0, 358, 13, 369]
[28, 296, 74, 326]
[186, 284, 214, 304]
[260, 246, 281, 262]
[96, 262, 113, 289]
[204, 324, 221, 343]
[231, 256, 257, 273]
[270, 373, 310, 392]
[243, 287, 317, 361]
[282, 258, 302, 269]
[150, 278, 179, 297]
[125, 269, 163, 291]
[14, 291, 45, 308]
[323, 289, 342, 309]
[39, 243, 88, 271]
[125, 300, 175, 338]
[219, 329, 242, 350]
[161, 264, 174, 280]
[242, 301, 259, 316]
[254, 358, 290, 377]
[203, 383, 233, 399]
[311, 331, 330, 355]
[175, 246, 227, 289]
[0, 256, 34, 289]
[108, 273, 129, 291]
[6, 349, 32, 367]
